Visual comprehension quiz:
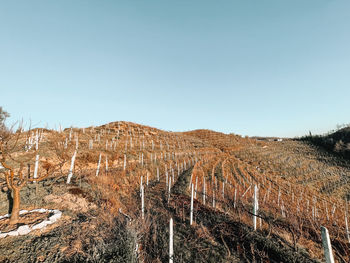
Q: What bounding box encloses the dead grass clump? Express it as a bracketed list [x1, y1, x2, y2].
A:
[61, 210, 137, 263]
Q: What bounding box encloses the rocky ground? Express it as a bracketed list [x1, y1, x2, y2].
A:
[0, 176, 137, 263]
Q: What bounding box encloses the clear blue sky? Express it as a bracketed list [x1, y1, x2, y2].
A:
[1, 1, 349, 137]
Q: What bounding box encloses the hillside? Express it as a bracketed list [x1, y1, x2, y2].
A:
[0, 122, 349, 262]
[301, 126, 350, 160]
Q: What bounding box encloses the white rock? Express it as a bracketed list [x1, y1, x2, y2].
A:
[19, 210, 28, 215]
[46, 220, 54, 225]
[49, 213, 61, 223]
[32, 220, 48, 230]
[32, 208, 48, 213]
[0, 209, 62, 238]
[18, 225, 31, 235]
[8, 230, 19, 236]
[0, 214, 9, 220]
[55, 210, 62, 217]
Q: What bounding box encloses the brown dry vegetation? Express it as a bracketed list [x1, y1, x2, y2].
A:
[0, 121, 349, 262]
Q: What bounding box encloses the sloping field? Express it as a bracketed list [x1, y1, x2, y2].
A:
[0, 122, 349, 262]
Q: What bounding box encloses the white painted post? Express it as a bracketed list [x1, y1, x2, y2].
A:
[253, 185, 258, 231]
[203, 177, 206, 205]
[222, 181, 225, 199]
[105, 156, 108, 172]
[89, 139, 93, 150]
[168, 177, 171, 202]
[141, 184, 144, 220]
[345, 200, 350, 244]
[166, 170, 168, 188]
[140, 176, 143, 194]
[234, 188, 237, 209]
[69, 128, 72, 141]
[321, 226, 335, 263]
[213, 189, 215, 208]
[194, 176, 198, 199]
[35, 134, 39, 151]
[190, 183, 194, 225]
[33, 154, 39, 180]
[67, 150, 77, 184]
[123, 154, 126, 171]
[157, 167, 160, 181]
[189, 172, 193, 190]
[281, 200, 286, 218]
[169, 218, 174, 263]
[96, 153, 102, 176]
[331, 204, 336, 218]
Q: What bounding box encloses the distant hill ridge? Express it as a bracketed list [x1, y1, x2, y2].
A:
[301, 126, 350, 159]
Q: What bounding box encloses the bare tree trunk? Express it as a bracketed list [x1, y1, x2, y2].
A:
[9, 188, 20, 225]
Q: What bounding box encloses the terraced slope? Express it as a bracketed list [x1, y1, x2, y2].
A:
[0, 123, 349, 262]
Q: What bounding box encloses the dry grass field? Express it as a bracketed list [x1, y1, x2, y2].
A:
[0, 121, 349, 262]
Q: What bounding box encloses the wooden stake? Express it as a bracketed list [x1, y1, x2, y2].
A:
[345, 200, 350, 244]
[190, 183, 194, 225]
[321, 226, 335, 263]
[96, 153, 102, 177]
[141, 184, 144, 220]
[253, 185, 258, 231]
[234, 188, 237, 209]
[203, 177, 206, 205]
[33, 154, 39, 180]
[168, 177, 171, 203]
[169, 218, 174, 263]
[66, 150, 77, 184]
[194, 177, 198, 199]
